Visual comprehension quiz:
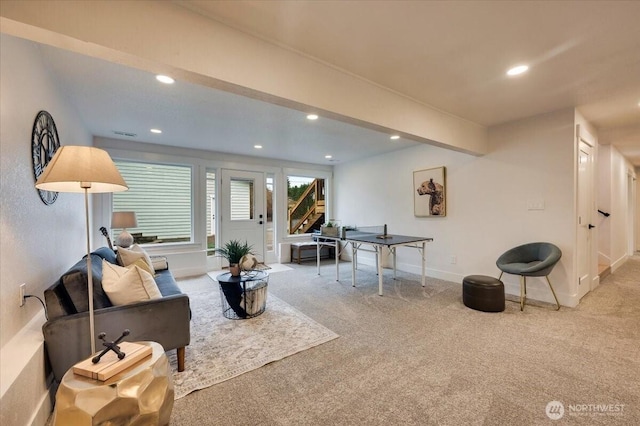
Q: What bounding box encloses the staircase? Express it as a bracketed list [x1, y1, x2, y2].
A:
[288, 180, 325, 234]
[300, 212, 324, 234]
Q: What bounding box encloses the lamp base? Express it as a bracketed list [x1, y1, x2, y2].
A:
[115, 230, 134, 248]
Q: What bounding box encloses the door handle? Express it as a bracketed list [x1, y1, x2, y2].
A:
[588, 224, 595, 229]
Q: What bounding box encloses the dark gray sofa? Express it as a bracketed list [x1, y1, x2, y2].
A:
[42, 247, 190, 382]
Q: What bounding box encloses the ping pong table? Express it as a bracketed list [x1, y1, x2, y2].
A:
[314, 225, 433, 296]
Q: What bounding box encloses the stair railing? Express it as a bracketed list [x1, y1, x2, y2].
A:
[288, 179, 325, 234]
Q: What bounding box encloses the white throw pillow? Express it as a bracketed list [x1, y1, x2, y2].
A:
[102, 260, 162, 306]
[117, 244, 155, 274]
[126, 258, 154, 276]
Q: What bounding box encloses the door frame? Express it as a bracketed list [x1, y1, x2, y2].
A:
[219, 168, 268, 263]
[575, 124, 597, 299]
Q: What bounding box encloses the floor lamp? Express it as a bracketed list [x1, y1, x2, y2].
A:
[36, 146, 128, 354]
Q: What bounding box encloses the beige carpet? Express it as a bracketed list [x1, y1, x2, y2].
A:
[172, 256, 640, 425]
[169, 275, 338, 399]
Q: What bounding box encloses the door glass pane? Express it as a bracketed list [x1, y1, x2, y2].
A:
[266, 174, 274, 251]
[206, 171, 216, 255]
[230, 178, 254, 221]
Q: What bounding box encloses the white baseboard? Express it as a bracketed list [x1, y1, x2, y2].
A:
[611, 254, 629, 273]
[29, 390, 53, 426]
[492, 275, 579, 308]
[0, 310, 52, 426]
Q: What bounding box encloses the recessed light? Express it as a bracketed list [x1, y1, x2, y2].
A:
[150, 128, 162, 134]
[307, 114, 319, 120]
[325, 155, 332, 159]
[254, 145, 263, 149]
[156, 75, 175, 84]
[506, 65, 529, 76]
[390, 135, 400, 140]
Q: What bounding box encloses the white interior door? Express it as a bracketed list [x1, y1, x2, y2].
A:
[220, 169, 265, 262]
[577, 125, 595, 300]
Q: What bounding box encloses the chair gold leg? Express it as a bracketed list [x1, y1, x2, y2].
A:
[520, 276, 525, 311]
[545, 276, 561, 310]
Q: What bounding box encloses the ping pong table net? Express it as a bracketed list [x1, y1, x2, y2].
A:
[342, 224, 390, 239]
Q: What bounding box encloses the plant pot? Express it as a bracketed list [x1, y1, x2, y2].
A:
[229, 264, 241, 277]
[321, 226, 339, 237]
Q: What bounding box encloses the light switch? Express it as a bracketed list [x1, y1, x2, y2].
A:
[527, 199, 545, 210]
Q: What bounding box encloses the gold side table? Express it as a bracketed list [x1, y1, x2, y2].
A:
[52, 341, 174, 425]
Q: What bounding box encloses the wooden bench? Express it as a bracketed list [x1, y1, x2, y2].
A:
[290, 241, 334, 264]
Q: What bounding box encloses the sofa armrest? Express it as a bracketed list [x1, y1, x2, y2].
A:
[43, 294, 190, 382]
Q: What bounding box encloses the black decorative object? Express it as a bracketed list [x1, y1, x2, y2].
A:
[99, 226, 114, 250]
[31, 110, 61, 205]
[92, 329, 130, 364]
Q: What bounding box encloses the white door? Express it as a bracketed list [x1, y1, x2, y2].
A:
[577, 125, 595, 299]
[220, 169, 266, 262]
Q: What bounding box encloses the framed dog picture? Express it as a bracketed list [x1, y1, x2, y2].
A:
[413, 166, 446, 217]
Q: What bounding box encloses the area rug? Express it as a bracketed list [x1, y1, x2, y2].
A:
[168, 275, 338, 399]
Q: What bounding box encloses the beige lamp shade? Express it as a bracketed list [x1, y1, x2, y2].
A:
[111, 211, 138, 229]
[35, 146, 128, 193]
[34, 145, 127, 354]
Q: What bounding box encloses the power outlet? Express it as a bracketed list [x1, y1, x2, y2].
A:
[450, 255, 457, 264]
[19, 283, 26, 307]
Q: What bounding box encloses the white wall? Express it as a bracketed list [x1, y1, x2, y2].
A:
[597, 144, 636, 270]
[637, 167, 640, 252]
[610, 147, 636, 269]
[597, 145, 613, 266]
[0, 35, 91, 425]
[335, 108, 578, 306]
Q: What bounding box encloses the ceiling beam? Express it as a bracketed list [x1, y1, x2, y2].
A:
[1, 0, 488, 155]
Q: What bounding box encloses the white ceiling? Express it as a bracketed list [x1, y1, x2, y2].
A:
[38, 1, 640, 165]
[37, 44, 418, 166]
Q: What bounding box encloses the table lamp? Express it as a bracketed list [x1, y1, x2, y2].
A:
[36, 146, 128, 354]
[111, 211, 137, 248]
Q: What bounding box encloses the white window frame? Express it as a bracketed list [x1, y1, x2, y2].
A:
[282, 168, 332, 241]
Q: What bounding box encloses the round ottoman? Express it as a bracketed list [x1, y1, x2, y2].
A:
[463, 275, 505, 312]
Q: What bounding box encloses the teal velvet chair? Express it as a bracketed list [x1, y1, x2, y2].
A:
[496, 242, 562, 311]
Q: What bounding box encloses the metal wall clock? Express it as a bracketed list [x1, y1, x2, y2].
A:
[31, 110, 61, 205]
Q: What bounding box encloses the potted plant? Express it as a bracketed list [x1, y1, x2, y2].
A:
[216, 239, 253, 277]
[321, 220, 340, 237]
